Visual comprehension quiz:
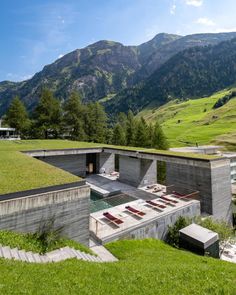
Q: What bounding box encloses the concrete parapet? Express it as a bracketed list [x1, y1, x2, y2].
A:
[0, 183, 90, 246]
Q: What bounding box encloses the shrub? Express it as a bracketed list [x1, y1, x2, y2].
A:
[194, 216, 234, 242]
[165, 216, 191, 248]
[31, 217, 64, 254]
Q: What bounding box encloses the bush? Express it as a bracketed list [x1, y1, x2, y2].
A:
[165, 216, 191, 248]
[194, 217, 234, 242]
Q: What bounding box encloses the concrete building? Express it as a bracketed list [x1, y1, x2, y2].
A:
[222, 153, 236, 184]
[0, 127, 19, 140]
[0, 145, 232, 246]
[24, 146, 232, 223]
[0, 119, 20, 140]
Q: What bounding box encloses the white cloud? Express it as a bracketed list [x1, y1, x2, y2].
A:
[185, 0, 203, 7]
[6, 73, 32, 82]
[170, 3, 176, 15]
[58, 54, 64, 59]
[196, 17, 216, 26]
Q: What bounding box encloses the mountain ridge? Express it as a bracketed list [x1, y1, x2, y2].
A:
[1, 32, 236, 116]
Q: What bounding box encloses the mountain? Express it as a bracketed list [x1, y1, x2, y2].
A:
[105, 37, 236, 116]
[1, 32, 236, 116]
[0, 41, 142, 115]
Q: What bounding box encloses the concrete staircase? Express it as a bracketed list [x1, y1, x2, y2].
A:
[0, 244, 115, 263]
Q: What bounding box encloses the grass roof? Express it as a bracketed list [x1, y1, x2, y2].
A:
[0, 140, 221, 195]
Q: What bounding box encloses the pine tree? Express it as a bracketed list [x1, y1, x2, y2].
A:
[112, 123, 126, 146]
[63, 91, 86, 140]
[6, 96, 30, 136]
[86, 102, 107, 143]
[134, 117, 149, 147]
[117, 112, 127, 130]
[126, 110, 136, 146]
[33, 89, 62, 139]
[152, 121, 169, 150]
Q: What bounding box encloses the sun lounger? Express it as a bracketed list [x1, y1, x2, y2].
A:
[146, 184, 156, 190]
[152, 188, 162, 193]
[160, 196, 178, 204]
[110, 171, 119, 176]
[146, 200, 166, 209]
[103, 212, 124, 225]
[125, 205, 146, 217]
[172, 191, 185, 197]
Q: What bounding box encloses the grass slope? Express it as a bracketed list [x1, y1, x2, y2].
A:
[138, 88, 236, 147]
[0, 239, 235, 295]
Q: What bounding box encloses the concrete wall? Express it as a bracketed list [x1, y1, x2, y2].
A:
[95, 201, 200, 244]
[0, 184, 90, 246]
[97, 152, 115, 174]
[166, 158, 232, 223]
[119, 156, 156, 187]
[40, 154, 87, 177]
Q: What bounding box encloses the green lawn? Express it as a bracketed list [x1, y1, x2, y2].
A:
[0, 239, 235, 295]
[0, 139, 218, 196]
[138, 88, 236, 147]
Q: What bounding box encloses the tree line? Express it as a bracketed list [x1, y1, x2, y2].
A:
[4, 89, 168, 150]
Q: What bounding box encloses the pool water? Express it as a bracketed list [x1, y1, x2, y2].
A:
[90, 191, 136, 213]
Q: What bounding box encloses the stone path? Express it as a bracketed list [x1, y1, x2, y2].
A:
[0, 244, 117, 263]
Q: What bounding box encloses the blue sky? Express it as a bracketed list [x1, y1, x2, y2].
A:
[1, 0, 236, 82]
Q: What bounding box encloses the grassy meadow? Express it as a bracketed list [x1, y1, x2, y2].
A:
[138, 88, 236, 148]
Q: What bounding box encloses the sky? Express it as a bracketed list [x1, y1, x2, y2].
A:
[1, 0, 236, 82]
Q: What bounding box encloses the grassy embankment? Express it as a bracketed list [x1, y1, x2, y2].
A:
[0, 239, 235, 295]
[138, 88, 236, 148]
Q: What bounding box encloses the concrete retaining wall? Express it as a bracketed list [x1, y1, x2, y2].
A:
[40, 154, 87, 177]
[0, 184, 90, 246]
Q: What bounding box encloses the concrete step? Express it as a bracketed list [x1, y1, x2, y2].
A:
[26, 251, 35, 263]
[2, 246, 12, 259]
[0, 244, 114, 263]
[40, 255, 50, 263]
[60, 247, 77, 259]
[68, 248, 83, 260]
[32, 253, 42, 263]
[0, 246, 4, 258]
[91, 245, 118, 262]
[10, 248, 21, 260]
[18, 250, 28, 262]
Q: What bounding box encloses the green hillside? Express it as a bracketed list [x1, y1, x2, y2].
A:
[0, 239, 235, 295]
[138, 88, 236, 148]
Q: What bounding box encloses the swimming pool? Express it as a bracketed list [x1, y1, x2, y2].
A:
[90, 191, 137, 213]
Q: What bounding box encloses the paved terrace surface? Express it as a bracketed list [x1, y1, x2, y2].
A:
[0, 139, 221, 195]
[87, 174, 159, 200]
[90, 195, 198, 242]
